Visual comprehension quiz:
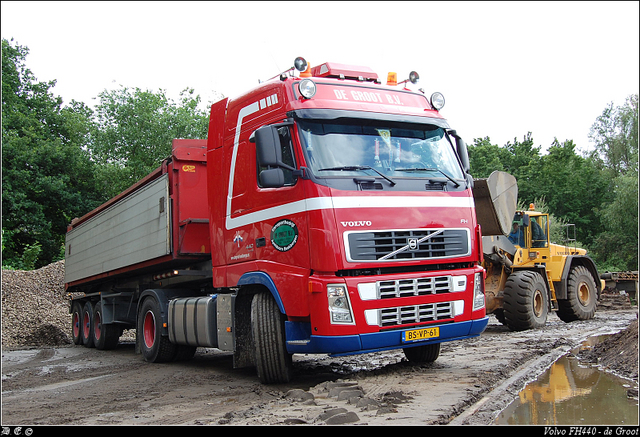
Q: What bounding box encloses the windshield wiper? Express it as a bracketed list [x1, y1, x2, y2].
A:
[394, 168, 460, 187]
[318, 165, 396, 186]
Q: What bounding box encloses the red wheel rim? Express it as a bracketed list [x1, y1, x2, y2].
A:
[94, 311, 102, 340]
[143, 311, 155, 348]
[83, 311, 91, 339]
[73, 312, 80, 338]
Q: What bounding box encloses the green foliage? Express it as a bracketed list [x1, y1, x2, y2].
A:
[2, 38, 103, 269]
[89, 86, 210, 197]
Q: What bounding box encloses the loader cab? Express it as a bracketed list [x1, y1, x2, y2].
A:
[508, 209, 549, 254]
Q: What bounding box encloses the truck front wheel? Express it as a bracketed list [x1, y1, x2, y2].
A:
[557, 266, 597, 322]
[403, 343, 440, 363]
[503, 270, 549, 331]
[138, 298, 177, 363]
[251, 292, 293, 384]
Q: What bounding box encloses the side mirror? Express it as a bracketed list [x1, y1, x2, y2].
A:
[254, 126, 282, 167]
[259, 168, 285, 188]
[450, 130, 470, 174]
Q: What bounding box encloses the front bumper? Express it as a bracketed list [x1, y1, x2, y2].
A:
[285, 316, 488, 356]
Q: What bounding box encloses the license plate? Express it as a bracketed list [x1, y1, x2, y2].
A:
[402, 326, 440, 343]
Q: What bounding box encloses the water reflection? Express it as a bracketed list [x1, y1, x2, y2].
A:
[495, 355, 639, 425]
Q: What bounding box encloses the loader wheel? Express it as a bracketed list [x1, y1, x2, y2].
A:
[503, 270, 548, 331]
[92, 302, 120, 350]
[557, 266, 597, 322]
[81, 301, 95, 347]
[71, 301, 83, 345]
[403, 343, 440, 363]
[251, 292, 293, 384]
[138, 298, 177, 363]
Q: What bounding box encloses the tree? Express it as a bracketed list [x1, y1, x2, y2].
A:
[89, 86, 211, 197]
[589, 94, 638, 175]
[588, 94, 638, 271]
[2, 38, 102, 268]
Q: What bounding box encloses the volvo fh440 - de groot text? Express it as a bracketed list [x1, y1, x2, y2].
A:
[65, 58, 489, 383]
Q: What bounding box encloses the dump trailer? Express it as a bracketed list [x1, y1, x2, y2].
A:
[473, 173, 601, 330]
[66, 58, 489, 383]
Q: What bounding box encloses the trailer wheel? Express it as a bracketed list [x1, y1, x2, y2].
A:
[503, 270, 548, 331]
[251, 292, 293, 384]
[92, 302, 120, 350]
[557, 266, 597, 322]
[81, 301, 95, 347]
[138, 298, 176, 363]
[71, 301, 83, 345]
[403, 343, 440, 363]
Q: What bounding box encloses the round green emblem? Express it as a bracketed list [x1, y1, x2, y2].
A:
[271, 219, 298, 252]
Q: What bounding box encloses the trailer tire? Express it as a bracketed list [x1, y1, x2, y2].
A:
[251, 292, 293, 384]
[557, 265, 597, 322]
[81, 301, 95, 347]
[503, 270, 548, 331]
[138, 298, 177, 363]
[92, 302, 120, 350]
[403, 343, 440, 363]
[71, 301, 83, 345]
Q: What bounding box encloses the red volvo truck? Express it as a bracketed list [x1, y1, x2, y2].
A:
[65, 58, 489, 383]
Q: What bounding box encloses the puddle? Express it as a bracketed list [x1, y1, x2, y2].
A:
[495, 337, 639, 425]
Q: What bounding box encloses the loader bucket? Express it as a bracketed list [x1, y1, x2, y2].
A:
[472, 171, 518, 236]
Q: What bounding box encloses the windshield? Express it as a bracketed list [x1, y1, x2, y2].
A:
[297, 119, 464, 182]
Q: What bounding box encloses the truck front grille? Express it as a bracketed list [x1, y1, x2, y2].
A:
[379, 302, 453, 327]
[378, 276, 451, 299]
[346, 229, 469, 262]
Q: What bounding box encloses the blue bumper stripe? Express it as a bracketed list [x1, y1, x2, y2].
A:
[285, 317, 489, 355]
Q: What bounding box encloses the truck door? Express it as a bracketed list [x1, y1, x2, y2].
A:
[225, 119, 310, 315]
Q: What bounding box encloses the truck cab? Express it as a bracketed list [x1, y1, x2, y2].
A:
[206, 59, 488, 380]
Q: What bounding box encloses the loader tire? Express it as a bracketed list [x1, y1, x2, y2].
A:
[138, 297, 177, 363]
[81, 301, 95, 348]
[403, 343, 440, 363]
[251, 292, 293, 384]
[557, 266, 597, 322]
[71, 301, 83, 345]
[92, 302, 120, 350]
[503, 270, 548, 331]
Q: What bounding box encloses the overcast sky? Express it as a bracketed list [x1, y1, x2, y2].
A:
[2, 1, 638, 153]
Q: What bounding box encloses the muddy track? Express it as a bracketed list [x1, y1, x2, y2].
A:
[2, 308, 637, 426]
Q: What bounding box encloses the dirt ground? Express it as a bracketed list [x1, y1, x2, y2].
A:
[2, 306, 637, 426]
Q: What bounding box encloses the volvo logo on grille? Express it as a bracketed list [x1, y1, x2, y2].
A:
[408, 238, 419, 250]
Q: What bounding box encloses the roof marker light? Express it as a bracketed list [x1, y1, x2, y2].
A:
[386, 72, 397, 86]
[430, 92, 445, 110]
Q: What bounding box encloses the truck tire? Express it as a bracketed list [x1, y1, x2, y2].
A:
[92, 302, 120, 350]
[403, 343, 440, 363]
[71, 301, 83, 345]
[503, 270, 548, 331]
[138, 297, 177, 363]
[251, 292, 293, 384]
[81, 301, 95, 347]
[557, 266, 597, 322]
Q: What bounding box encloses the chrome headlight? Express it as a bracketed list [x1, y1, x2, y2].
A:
[328, 284, 354, 324]
[430, 92, 445, 110]
[472, 272, 485, 311]
[298, 79, 317, 99]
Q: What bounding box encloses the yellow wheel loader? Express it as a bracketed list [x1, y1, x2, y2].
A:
[473, 172, 601, 331]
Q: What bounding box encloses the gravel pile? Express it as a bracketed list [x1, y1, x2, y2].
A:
[1, 261, 72, 348]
